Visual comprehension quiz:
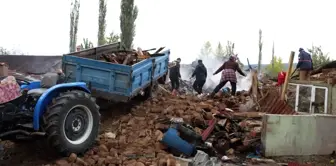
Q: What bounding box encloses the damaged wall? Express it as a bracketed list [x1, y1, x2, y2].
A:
[262, 114, 336, 156]
[287, 80, 336, 114]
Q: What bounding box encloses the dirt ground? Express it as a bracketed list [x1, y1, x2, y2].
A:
[0, 92, 334, 166]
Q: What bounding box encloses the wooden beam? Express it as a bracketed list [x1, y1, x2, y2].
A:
[281, 51, 295, 100]
[252, 70, 258, 101]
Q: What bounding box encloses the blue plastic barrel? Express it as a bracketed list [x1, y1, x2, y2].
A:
[161, 128, 196, 156]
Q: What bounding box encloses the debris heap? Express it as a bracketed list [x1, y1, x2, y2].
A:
[51, 86, 293, 166]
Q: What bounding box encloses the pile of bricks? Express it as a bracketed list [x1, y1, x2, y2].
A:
[50, 84, 294, 166]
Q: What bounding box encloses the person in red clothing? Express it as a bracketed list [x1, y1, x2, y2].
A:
[276, 71, 286, 94]
[276, 71, 286, 86]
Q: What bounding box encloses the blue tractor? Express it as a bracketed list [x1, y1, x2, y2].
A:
[0, 73, 100, 156]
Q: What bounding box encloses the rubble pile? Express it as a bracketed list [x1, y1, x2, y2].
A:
[51, 90, 275, 166]
[178, 79, 215, 94]
[313, 68, 336, 85]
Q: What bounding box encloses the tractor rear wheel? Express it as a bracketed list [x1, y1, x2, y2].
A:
[43, 90, 100, 156]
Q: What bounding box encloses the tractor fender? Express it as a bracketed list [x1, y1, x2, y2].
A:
[33, 82, 90, 130]
[20, 81, 41, 90]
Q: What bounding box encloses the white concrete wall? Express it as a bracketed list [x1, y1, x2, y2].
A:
[262, 114, 336, 156]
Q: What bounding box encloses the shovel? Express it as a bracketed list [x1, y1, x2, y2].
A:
[290, 68, 298, 78]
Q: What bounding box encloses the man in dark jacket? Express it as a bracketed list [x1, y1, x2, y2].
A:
[296, 48, 313, 81]
[169, 58, 181, 91]
[210, 56, 246, 97]
[191, 60, 207, 94]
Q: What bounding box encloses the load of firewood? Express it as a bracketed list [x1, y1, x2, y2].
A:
[99, 47, 166, 66]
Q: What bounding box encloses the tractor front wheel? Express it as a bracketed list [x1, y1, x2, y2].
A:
[43, 90, 100, 156]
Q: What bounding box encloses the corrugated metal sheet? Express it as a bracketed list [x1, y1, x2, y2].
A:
[258, 90, 297, 115]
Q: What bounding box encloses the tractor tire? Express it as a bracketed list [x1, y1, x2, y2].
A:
[43, 90, 100, 156]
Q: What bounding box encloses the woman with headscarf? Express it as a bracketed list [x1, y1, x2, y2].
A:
[210, 55, 246, 97]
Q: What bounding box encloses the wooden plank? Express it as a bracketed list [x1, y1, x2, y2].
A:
[281, 51, 295, 100]
[252, 70, 258, 101]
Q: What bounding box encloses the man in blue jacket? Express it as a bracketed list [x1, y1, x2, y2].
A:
[296, 48, 313, 81]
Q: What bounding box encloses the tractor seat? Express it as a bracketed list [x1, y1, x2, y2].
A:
[27, 73, 59, 96]
[27, 88, 48, 95]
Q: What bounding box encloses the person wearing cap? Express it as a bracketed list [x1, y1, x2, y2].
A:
[169, 58, 181, 92]
[210, 55, 246, 97]
[191, 60, 207, 94]
[296, 48, 313, 81]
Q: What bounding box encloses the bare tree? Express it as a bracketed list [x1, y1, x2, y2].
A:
[272, 41, 274, 69]
[98, 0, 107, 46]
[199, 41, 212, 58]
[80, 38, 94, 50]
[69, 0, 80, 52]
[257, 29, 263, 73]
[106, 32, 120, 44]
[308, 45, 332, 69]
[0, 47, 10, 55]
[120, 0, 138, 50]
[225, 41, 235, 57]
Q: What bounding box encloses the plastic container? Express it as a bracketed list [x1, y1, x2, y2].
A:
[193, 150, 209, 165]
[193, 152, 222, 166]
[161, 128, 196, 156]
[177, 124, 202, 144]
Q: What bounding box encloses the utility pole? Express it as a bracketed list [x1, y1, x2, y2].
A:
[257, 29, 263, 73]
[272, 41, 274, 69]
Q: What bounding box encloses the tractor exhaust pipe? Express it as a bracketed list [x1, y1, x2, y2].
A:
[0, 130, 46, 138]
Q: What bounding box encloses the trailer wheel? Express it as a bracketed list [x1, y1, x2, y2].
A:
[43, 90, 100, 156]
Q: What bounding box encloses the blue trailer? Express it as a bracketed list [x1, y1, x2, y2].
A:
[62, 42, 170, 102]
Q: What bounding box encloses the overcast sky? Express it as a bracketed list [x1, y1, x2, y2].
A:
[0, 0, 335, 64]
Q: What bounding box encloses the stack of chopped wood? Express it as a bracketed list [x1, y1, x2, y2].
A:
[99, 47, 165, 66]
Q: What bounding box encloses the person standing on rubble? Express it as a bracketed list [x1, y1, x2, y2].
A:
[296, 48, 313, 81]
[276, 71, 286, 94]
[169, 58, 181, 92]
[210, 55, 246, 97]
[191, 60, 207, 94]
